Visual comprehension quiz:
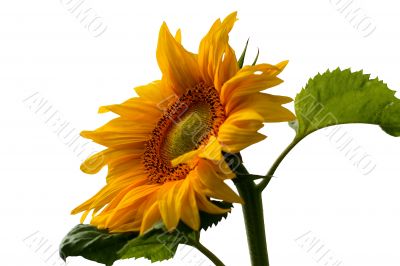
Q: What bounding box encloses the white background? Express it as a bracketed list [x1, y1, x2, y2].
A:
[1, 0, 400, 265]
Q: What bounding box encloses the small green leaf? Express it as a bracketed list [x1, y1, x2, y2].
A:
[238, 38, 249, 69]
[199, 200, 233, 230]
[118, 225, 196, 263]
[295, 68, 400, 138]
[59, 224, 136, 266]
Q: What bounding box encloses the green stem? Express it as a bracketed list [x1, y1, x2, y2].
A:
[226, 137, 302, 266]
[230, 156, 269, 266]
[192, 241, 225, 266]
[257, 137, 302, 192]
[234, 176, 269, 266]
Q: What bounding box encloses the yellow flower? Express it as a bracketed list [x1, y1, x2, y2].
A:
[72, 12, 295, 234]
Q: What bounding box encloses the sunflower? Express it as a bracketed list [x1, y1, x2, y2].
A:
[72, 12, 295, 234]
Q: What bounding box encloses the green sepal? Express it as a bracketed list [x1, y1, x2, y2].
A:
[238, 39, 260, 68]
[199, 200, 233, 230]
[238, 38, 249, 69]
[252, 48, 260, 66]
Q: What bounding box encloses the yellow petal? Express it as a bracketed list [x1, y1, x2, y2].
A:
[98, 98, 162, 119]
[189, 167, 234, 214]
[199, 136, 222, 161]
[104, 184, 158, 229]
[106, 156, 143, 183]
[134, 80, 175, 106]
[72, 175, 149, 223]
[79, 150, 107, 174]
[112, 184, 159, 211]
[223, 92, 295, 131]
[214, 159, 236, 180]
[102, 177, 152, 212]
[197, 159, 243, 203]
[221, 61, 288, 106]
[111, 221, 141, 233]
[198, 12, 238, 90]
[170, 135, 223, 167]
[214, 44, 238, 91]
[179, 180, 200, 230]
[175, 29, 182, 43]
[249, 94, 295, 122]
[92, 117, 156, 133]
[140, 201, 161, 234]
[71, 178, 135, 216]
[81, 130, 149, 148]
[157, 22, 201, 95]
[226, 92, 293, 116]
[218, 121, 266, 154]
[80, 147, 142, 174]
[171, 149, 200, 167]
[196, 193, 231, 214]
[198, 19, 221, 85]
[157, 181, 182, 231]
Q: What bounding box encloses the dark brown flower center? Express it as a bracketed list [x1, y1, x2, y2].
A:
[143, 83, 225, 183]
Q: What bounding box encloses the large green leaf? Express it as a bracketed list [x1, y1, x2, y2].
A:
[60, 200, 232, 265]
[118, 201, 233, 264]
[295, 68, 400, 138]
[59, 224, 136, 266]
[60, 223, 195, 265]
[118, 222, 196, 263]
[59, 211, 226, 266]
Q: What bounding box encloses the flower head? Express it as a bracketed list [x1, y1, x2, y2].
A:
[72, 12, 295, 234]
